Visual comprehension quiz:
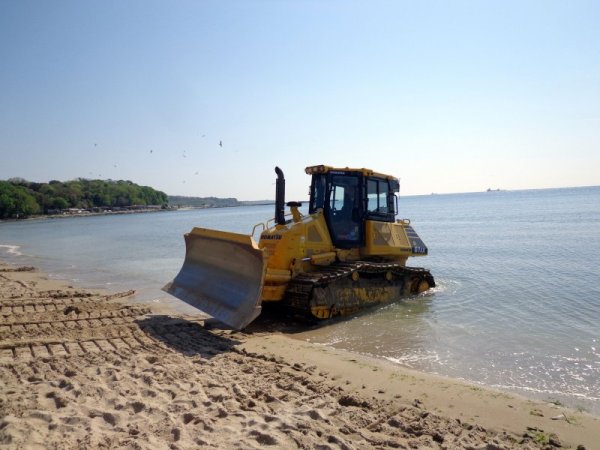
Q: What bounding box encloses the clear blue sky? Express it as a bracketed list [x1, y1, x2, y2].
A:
[1, 1, 599, 200]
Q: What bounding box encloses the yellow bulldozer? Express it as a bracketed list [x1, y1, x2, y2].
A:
[163, 165, 434, 329]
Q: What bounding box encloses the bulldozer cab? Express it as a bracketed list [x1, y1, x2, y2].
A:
[308, 167, 399, 249]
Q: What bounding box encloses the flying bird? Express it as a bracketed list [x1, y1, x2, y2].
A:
[219, 140, 223, 147]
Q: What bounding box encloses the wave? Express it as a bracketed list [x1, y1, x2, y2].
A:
[489, 383, 600, 403]
[0, 244, 23, 256]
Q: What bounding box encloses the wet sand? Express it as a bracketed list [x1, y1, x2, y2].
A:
[1, 260, 598, 449]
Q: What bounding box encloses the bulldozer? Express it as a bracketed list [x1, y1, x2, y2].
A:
[163, 165, 435, 329]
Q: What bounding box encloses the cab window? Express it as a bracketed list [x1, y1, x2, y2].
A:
[330, 181, 347, 211]
[309, 174, 327, 213]
[367, 179, 388, 214]
[327, 174, 361, 247]
[366, 177, 395, 221]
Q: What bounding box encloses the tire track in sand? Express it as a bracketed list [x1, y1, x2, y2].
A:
[0, 273, 224, 367]
[0, 277, 154, 364]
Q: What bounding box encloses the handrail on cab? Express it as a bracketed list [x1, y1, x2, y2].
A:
[251, 222, 266, 240]
[266, 210, 298, 230]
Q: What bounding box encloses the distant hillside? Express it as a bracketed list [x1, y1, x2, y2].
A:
[0, 178, 168, 219]
[167, 196, 240, 208]
[239, 200, 274, 206]
[167, 196, 275, 208]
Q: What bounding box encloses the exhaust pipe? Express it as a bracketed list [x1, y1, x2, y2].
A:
[275, 166, 286, 225]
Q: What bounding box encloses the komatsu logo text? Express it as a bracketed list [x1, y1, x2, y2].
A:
[261, 234, 282, 240]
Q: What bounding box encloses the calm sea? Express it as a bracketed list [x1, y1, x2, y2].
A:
[1, 187, 599, 414]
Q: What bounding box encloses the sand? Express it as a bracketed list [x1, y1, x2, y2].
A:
[1, 260, 599, 449]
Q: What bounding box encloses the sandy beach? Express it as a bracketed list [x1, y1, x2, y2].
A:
[1, 260, 599, 449]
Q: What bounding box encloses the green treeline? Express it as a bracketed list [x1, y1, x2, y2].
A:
[0, 178, 168, 219]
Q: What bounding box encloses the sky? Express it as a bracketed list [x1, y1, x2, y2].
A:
[1, 0, 599, 201]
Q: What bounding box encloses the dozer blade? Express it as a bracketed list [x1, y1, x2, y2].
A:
[163, 227, 266, 330]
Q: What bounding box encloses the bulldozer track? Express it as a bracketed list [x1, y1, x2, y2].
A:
[0, 274, 184, 363]
[0, 289, 135, 304]
[1, 303, 148, 319]
[0, 270, 223, 365]
[284, 261, 435, 320]
[0, 332, 154, 362]
[0, 309, 147, 334]
[0, 321, 217, 363]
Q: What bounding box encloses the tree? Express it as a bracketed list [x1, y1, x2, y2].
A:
[51, 197, 69, 210]
[0, 181, 40, 218]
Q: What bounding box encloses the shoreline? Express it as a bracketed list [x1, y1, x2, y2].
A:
[0, 208, 172, 224]
[1, 260, 599, 449]
[0, 202, 279, 224]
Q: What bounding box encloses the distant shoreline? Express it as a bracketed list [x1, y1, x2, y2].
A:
[0, 202, 278, 223]
[0, 207, 171, 223]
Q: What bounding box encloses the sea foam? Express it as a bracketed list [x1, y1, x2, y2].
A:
[0, 244, 23, 256]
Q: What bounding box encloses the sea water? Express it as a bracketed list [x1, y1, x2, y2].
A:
[1, 187, 599, 414]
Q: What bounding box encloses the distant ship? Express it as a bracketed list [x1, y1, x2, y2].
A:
[486, 188, 501, 192]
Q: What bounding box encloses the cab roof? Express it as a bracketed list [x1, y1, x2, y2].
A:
[305, 165, 398, 181]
